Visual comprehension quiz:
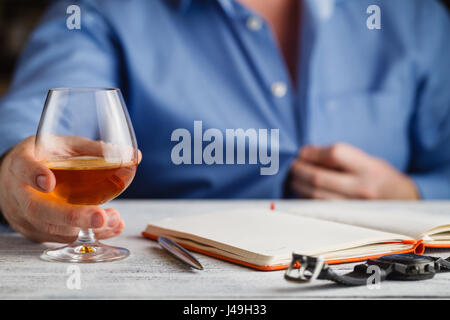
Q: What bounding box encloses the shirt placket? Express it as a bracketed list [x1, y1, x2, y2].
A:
[216, 0, 297, 132]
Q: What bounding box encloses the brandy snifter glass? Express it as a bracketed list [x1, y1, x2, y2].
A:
[36, 87, 138, 263]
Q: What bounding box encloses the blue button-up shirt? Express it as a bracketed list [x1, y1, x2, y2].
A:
[0, 0, 449, 199]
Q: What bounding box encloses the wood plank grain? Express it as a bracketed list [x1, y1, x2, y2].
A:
[1, 200, 449, 299]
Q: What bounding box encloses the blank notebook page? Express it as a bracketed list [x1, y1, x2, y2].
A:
[147, 209, 412, 258]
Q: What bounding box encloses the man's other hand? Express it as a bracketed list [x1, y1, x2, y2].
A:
[289, 143, 419, 200]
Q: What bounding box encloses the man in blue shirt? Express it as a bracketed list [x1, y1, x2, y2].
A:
[0, 0, 449, 242]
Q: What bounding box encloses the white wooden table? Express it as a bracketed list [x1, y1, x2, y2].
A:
[1, 200, 449, 299]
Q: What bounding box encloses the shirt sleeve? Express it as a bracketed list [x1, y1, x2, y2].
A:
[0, 0, 121, 157]
[408, 1, 450, 199]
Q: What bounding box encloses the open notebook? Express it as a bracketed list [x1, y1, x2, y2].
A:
[142, 206, 450, 271]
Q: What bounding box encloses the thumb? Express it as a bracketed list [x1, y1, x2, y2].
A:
[9, 140, 56, 193]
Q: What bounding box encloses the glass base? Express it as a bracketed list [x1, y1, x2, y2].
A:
[41, 241, 130, 263]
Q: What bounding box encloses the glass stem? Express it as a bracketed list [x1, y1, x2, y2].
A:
[77, 228, 96, 244]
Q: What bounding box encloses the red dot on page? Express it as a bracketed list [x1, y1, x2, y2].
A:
[270, 202, 275, 211]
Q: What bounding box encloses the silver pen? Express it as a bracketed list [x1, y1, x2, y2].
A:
[157, 236, 204, 270]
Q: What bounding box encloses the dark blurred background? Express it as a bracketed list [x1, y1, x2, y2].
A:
[0, 0, 449, 96]
[0, 0, 51, 95]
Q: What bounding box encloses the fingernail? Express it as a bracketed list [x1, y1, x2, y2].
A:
[36, 175, 48, 191]
[90, 212, 104, 228]
[107, 213, 118, 228]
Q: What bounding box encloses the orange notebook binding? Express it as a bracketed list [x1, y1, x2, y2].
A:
[142, 233, 428, 271]
[142, 207, 450, 271]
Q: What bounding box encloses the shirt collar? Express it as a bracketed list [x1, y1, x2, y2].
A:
[169, 0, 340, 21]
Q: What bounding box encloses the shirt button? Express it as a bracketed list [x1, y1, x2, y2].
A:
[246, 16, 263, 31]
[271, 82, 287, 98]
